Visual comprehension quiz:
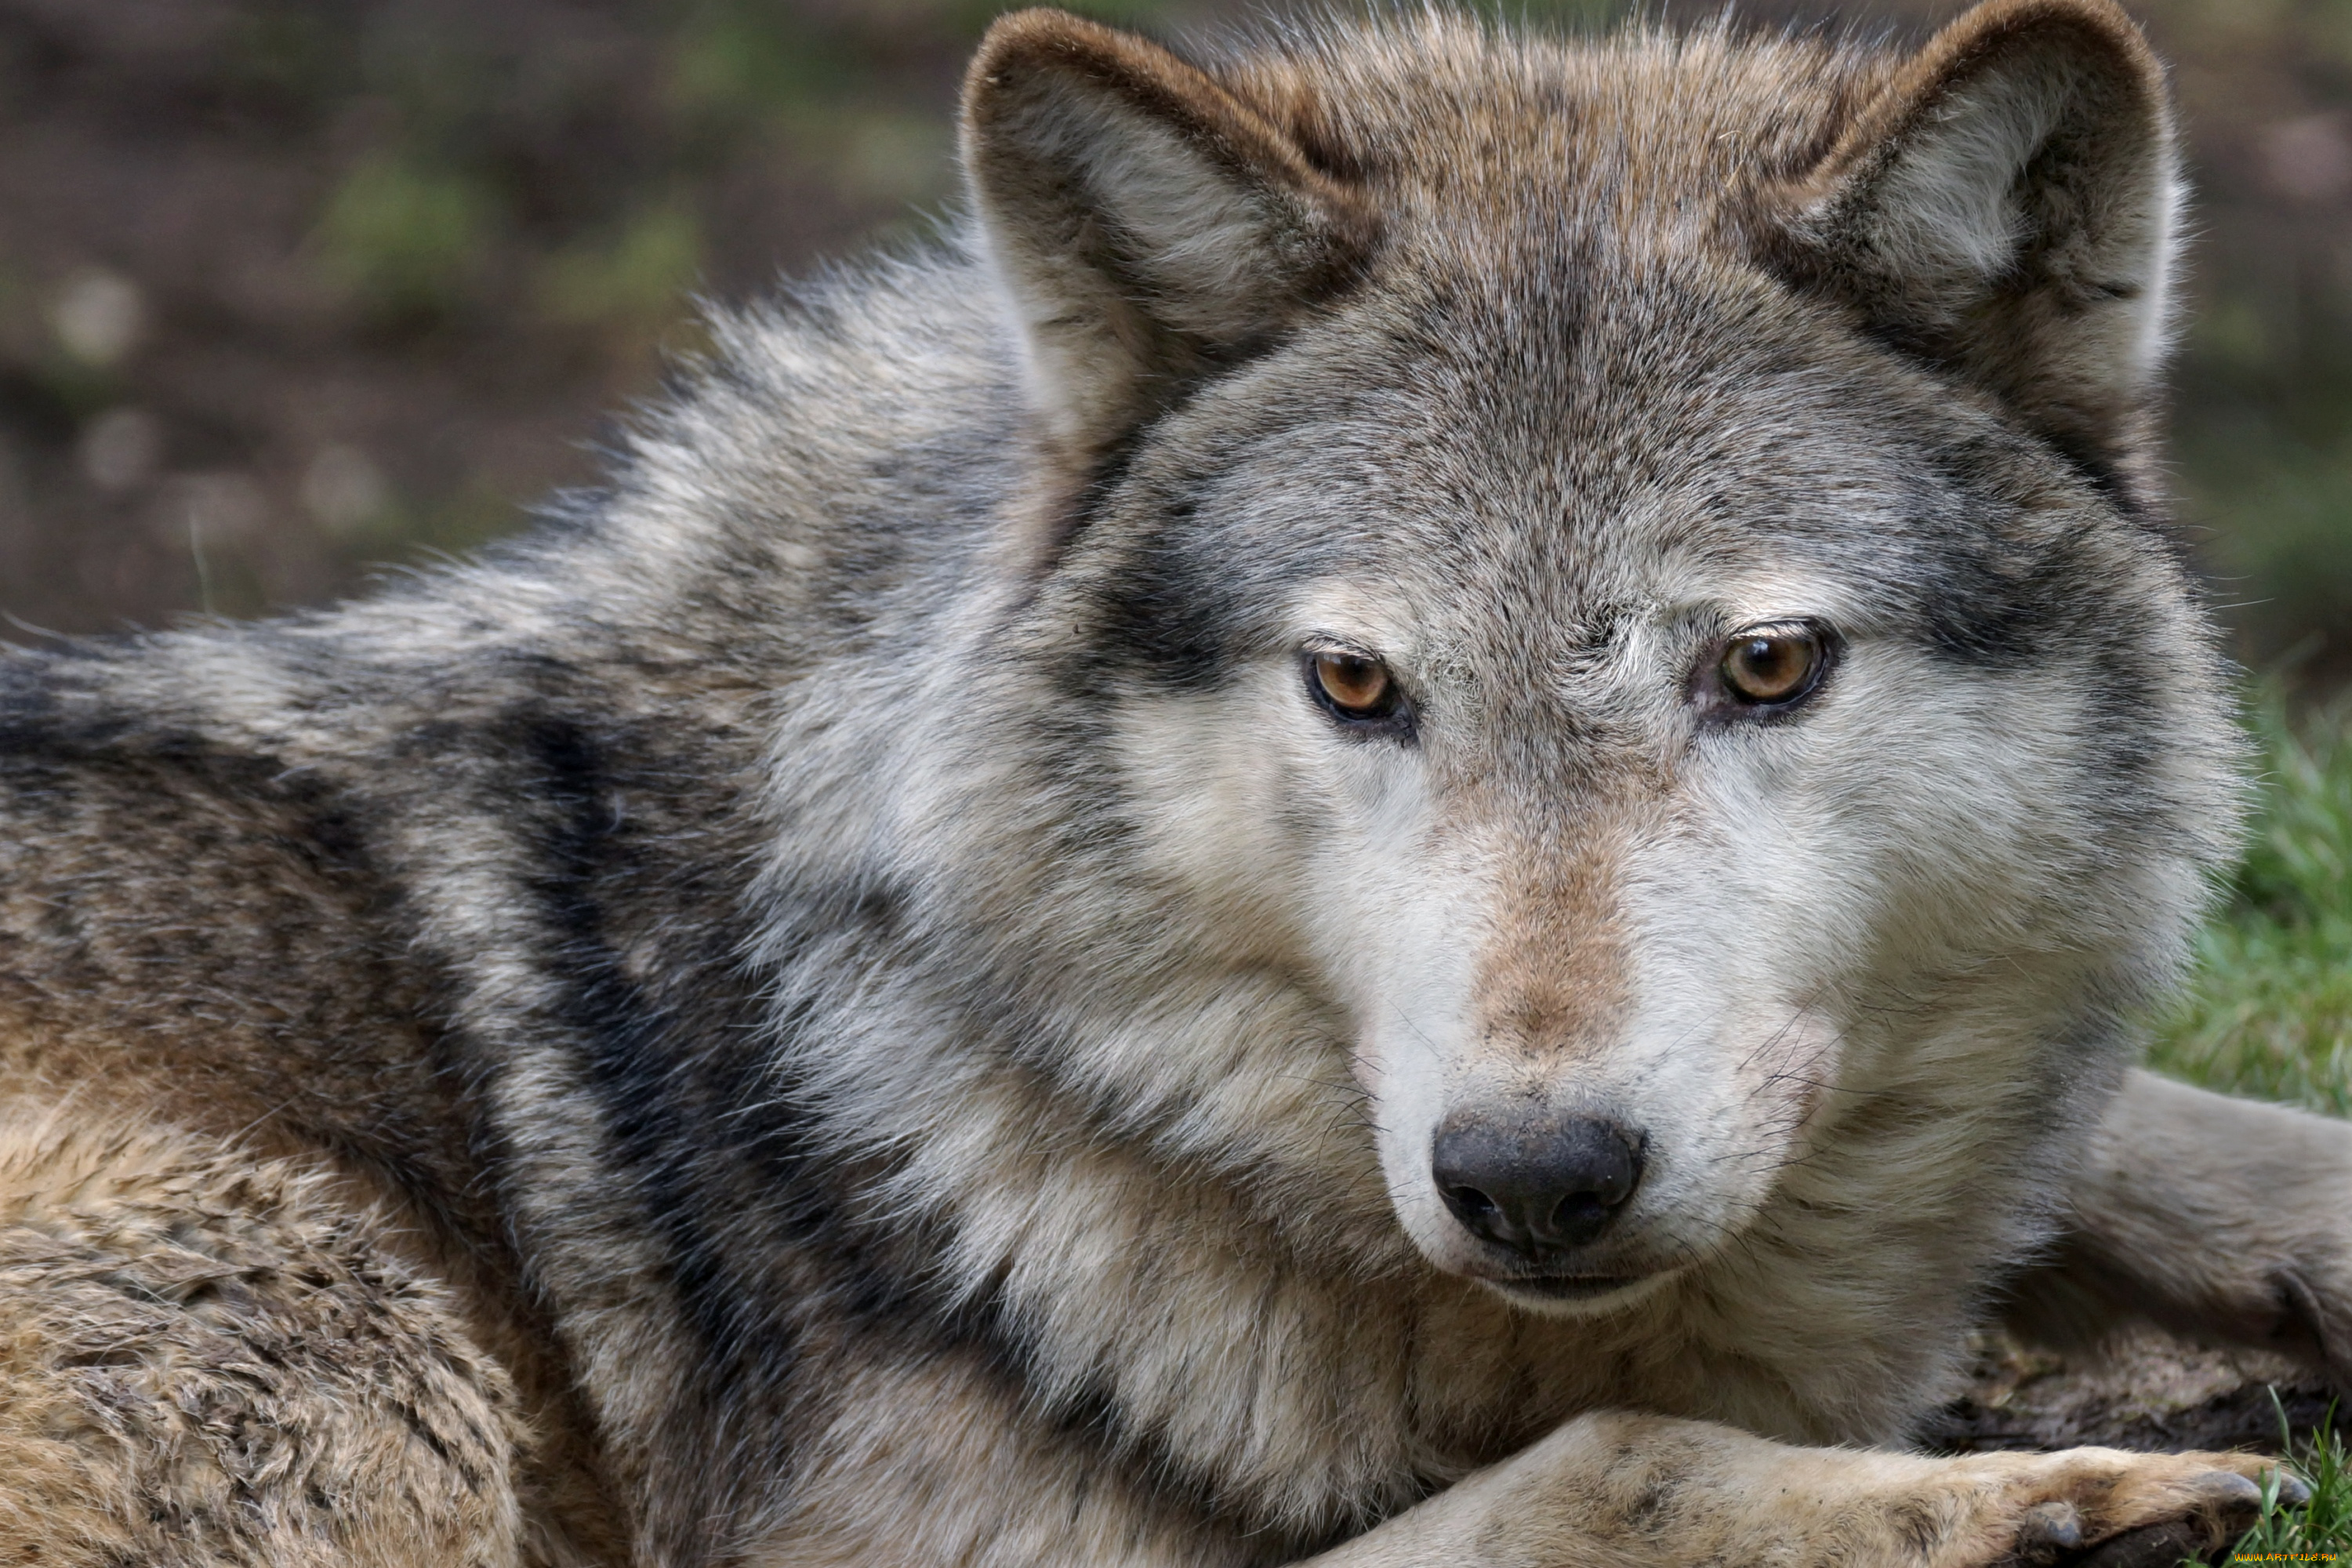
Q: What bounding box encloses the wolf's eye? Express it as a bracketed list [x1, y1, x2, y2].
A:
[1717, 625, 1828, 710]
[1309, 652, 1404, 724]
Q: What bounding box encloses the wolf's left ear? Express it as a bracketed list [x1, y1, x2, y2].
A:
[1782, 0, 2177, 487]
[962, 9, 1374, 466]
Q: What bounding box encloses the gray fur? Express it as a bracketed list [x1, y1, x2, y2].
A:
[0, 4, 2343, 1565]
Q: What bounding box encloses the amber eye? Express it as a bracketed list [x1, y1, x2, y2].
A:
[1718, 625, 1828, 708]
[1311, 651, 1401, 721]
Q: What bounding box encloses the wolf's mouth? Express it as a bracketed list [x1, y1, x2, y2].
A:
[1494, 1274, 1647, 1303]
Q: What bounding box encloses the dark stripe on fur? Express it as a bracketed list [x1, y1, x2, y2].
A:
[515, 712, 776, 1362]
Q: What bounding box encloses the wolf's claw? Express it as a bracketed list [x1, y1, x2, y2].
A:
[2014, 1498, 2085, 1557]
[2184, 1468, 2263, 1509]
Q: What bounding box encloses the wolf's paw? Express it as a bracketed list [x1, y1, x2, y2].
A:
[1953, 1449, 2303, 1568]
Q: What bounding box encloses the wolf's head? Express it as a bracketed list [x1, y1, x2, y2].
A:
[946, 0, 2240, 1316]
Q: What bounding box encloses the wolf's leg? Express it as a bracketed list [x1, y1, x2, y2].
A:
[2005, 1068, 2352, 1385]
[768, 1395, 2284, 1568]
[0, 1101, 528, 1568]
[1301, 1410, 2283, 1568]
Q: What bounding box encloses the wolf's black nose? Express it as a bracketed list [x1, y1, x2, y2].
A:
[1432, 1114, 1642, 1257]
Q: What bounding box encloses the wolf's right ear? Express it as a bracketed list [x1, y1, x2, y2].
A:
[961, 9, 1374, 466]
[1780, 0, 2177, 491]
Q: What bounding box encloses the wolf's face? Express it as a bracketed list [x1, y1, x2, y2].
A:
[962, 8, 2238, 1309]
[1058, 266, 2217, 1311]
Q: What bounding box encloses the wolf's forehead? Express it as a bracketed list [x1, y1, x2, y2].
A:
[1250, 296, 1917, 578]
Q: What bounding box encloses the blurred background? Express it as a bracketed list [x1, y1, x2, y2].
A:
[0, 0, 2347, 684]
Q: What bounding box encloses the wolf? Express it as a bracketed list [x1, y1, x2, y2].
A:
[2, 0, 2350, 1563]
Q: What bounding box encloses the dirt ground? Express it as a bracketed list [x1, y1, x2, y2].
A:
[1934, 1330, 2345, 1457]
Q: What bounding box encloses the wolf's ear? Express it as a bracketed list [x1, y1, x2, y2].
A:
[961, 9, 1374, 464]
[1784, 0, 2176, 486]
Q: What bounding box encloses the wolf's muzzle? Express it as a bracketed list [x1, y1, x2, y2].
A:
[1432, 1112, 1642, 1261]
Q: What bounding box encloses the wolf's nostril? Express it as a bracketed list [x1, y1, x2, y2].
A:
[1444, 1185, 1498, 1218]
[1551, 1191, 1613, 1232]
[1431, 1113, 1644, 1260]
